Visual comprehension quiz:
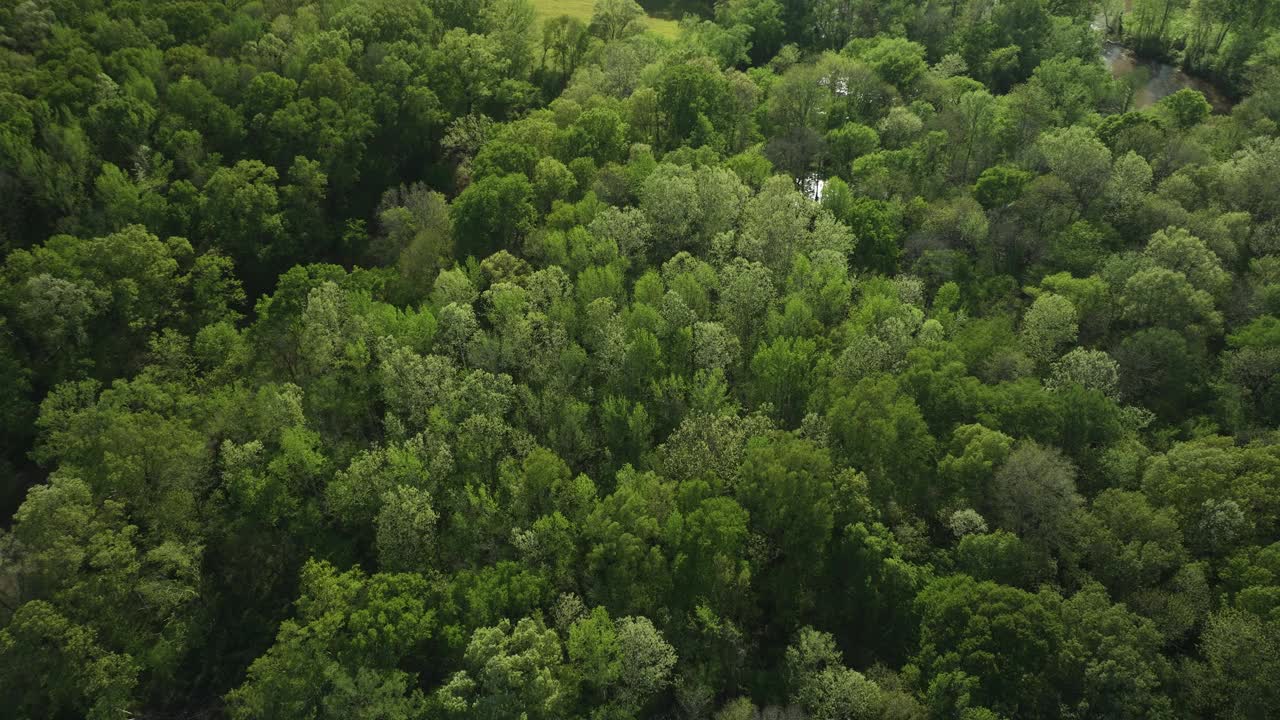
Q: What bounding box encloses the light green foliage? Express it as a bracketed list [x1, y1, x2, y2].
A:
[589, 0, 646, 41]
[1037, 126, 1112, 202]
[376, 485, 439, 572]
[786, 627, 883, 720]
[227, 561, 434, 719]
[613, 615, 677, 707]
[1156, 88, 1211, 129]
[440, 615, 567, 719]
[0, 600, 140, 720]
[569, 606, 622, 690]
[1103, 151, 1153, 228]
[750, 336, 818, 425]
[827, 122, 880, 168]
[1020, 292, 1078, 362]
[639, 163, 748, 258]
[1121, 267, 1223, 337]
[717, 256, 775, 345]
[859, 37, 929, 91]
[34, 377, 210, 537]
[1143, 436, 1280, 549]
[948, 508, 988, 539]
[735, 175, 824, 271]
[1046, 347, 1120, 399]
[1145, 227, 1231, 299]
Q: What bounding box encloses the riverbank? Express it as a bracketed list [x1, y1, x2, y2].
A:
[1101, 39, 1234, 112]
[1093, 8, 1234, 113]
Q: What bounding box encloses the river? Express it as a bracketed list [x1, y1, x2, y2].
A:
[1093, 9, 1233, 113]
[1100, 40, 1233, 112]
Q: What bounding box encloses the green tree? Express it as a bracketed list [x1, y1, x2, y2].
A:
[736, 432, 835, 625]
[2, 225, 195, 380]
[1058, 585, 1173, 719]
[1221, 316, 1280, 427]
[1121, 267, 1223, 338]
[861, 36, 928, 91]
[752, 323, 819, 414]
[613, 615, 678, 710]
[451, 174, 537, 257]
[436, 615, 569, 720]
[1187, 609, 1280, 720]
[541, 15, 593, 87]
[785, 627, 883, 720]
[828, 376, 936, 509]
[0, 600, 139, 720]
[226, 560, 434, 719]
[989, 441, 1081, 554]
[567, 107, 629, 166]
[827, 122, 880, 169]
[432, 29, 511, 116]
[937, 423, 1015, 510]
[590, 0, 647, 42]
[718, 0, 786, 64]
[376, 485, 439, 572]
[568, 606, 622, 696]
[657, 63, 729, 149]
[200, 160, 286, 287]
[1156, 88, 1212, 129]
[1143, 436, 1280, 550]
[912, 575, 1063, 719]
[1020, 292, 1078, 363]
[1037, 125, 1112, 206]
[1077, 489, 1187, 600]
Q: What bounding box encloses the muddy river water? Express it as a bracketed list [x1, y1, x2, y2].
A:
[1100, 40, 1234, 112]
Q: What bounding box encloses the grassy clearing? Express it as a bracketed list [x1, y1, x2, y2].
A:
[530, 0, 682, 39]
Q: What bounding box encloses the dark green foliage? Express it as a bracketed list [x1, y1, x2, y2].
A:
[450, 174, 538, 258]
[4, 1, 1280, 718]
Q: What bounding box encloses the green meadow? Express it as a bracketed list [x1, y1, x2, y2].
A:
[531, 0, 682, 39]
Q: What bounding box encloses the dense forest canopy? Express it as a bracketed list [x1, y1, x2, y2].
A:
[3, 0, 1280, 718]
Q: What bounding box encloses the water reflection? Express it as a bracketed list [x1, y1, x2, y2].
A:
[1100, 41, 1233, 113]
